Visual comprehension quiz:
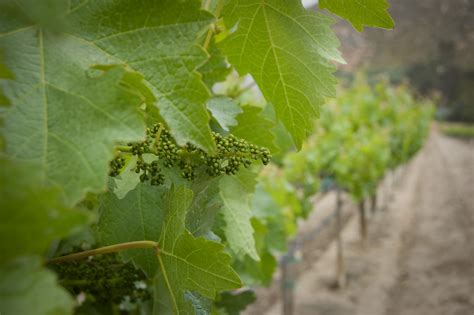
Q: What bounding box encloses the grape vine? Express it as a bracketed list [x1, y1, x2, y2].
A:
[0, 0, 400, 314]
[51, 252, 150, 305]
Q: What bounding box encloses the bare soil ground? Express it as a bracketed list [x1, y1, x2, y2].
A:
[385, 132, 474, 315]
[245, 131, 474, 315]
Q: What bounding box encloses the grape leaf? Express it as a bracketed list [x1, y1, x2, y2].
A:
[0, 0, 68, 34]
[0, 157, 88, 264]
[234, 252, 276, 287]
[207, 96, 242, 131]
[319, 0, 395, 32]
[99, 184, 241, 312]
[67, 0, 216, 153]
[0, 0, 217, 205]
[230, 105, 278, 153]
[219, 170, 259, 261]
[111, 157, 225, 238]
[154, 186, 242, 314]
[0, 24, 147, 204]
[98, 183, 165, 276]
[233, 218, 277, 286]
[0, 257, 75, 315]
[214, 290, 256, 315]
[219, 0, 343, 148]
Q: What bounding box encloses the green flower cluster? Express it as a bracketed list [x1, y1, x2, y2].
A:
[52, 253, 149, 305]
[109, 123, 271, 185]
[108, 156, 126, 177]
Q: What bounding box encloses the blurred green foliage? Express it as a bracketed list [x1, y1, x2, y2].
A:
[244, 77, 434, 287]
[441, 123, 474, 139]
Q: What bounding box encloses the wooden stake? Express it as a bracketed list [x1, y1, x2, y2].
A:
[359, 200, 367, 244]
[281, 254, 295, 315]
[335, 188, 346, 288]
[370, 192, 377, 215]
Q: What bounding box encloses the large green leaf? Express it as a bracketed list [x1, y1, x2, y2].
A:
[219, 0, 343, 148]
[67, 0, 216, 152]
[0, 157, 88, 264]
[99, 184, 241, 313]
[0, 257, 75, 315]
[154, 186, 242, 314]
[98, 183, 165, 276]
[0, 0, 217, 205]
[319, 0, 394, 32]
[219, 170, 259, 261]
[0, 25, 146, 205]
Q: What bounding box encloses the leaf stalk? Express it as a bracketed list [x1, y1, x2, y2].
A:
[116, 145, 132, 153]
[203, 0, 224, 51]
[47, 240, 159, 264]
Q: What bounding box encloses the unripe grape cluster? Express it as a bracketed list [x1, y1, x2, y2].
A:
[208, 132, 271, 176]
[109, 156, 126, 177]
[109, 123, 271, 185]
[52, 252, 149, 305]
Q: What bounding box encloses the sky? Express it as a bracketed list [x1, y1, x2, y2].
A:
[302, 0, 318, 8]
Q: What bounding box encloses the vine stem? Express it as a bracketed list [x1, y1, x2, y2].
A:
[47, 241, 159, 264]
[116, 145, 132, 153]
[154, 123, 164, 149]
[203, 0, 224, 51]
[231, 81, 257, 98]
[59, 278, 123, 286]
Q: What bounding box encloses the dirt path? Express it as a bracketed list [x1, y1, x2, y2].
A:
[249, 131, 474, 315]
[385, 133, 474, 315]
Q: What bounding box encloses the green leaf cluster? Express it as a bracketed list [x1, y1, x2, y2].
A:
[248, 78, 433, 290]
